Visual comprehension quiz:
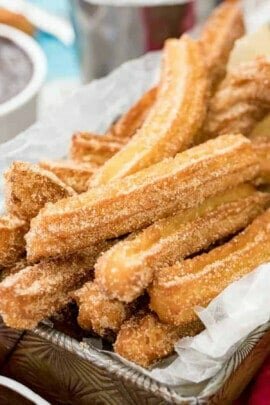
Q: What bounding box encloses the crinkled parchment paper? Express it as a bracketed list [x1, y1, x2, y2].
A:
[103, 264, 270, 386]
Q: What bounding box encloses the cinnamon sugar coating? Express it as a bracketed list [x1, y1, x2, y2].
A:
[114, 313, 203, 368]
[0, 241, 111, 329]
[109, 87, 157, 139]
[39, 159, 97, 193]
[202, 57, 270, 141]
[72, 282, 129, 336]
[95, 184, 269, 303]
[4, 161, 75, 222]
[199, 0, 245, 91]
[26, 135, 259, 261]
[69, 132, 127, 165]
[0, 215, 28, 268]
[150, 210, 270, 327]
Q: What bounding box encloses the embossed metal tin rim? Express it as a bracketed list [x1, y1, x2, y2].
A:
[34, 321, 270, 404]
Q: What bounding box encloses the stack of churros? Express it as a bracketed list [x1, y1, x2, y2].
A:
[1, 0, 270, 369]
[69, 132, 128, 166]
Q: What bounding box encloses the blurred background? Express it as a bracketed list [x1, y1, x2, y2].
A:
[19, 0, 220, 81]
[0, 0, 223, 121]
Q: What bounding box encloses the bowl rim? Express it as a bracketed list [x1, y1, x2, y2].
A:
[0, 23, 47, 117]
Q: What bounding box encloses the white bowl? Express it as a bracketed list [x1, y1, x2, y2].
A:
[0, 24, 47, 143]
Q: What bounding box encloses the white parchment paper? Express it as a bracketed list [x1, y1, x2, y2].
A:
[104, 264, 270, 387]
[148, 264, 270, 385]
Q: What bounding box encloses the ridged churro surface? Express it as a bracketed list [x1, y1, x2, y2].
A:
[199, 0, 245, 91]
[26, 135, 258, 261]
[0, 242, 111, 329]
[70, 132, 126, 165]
[91, 36, 208, 186]
[0, 215, 27, 268]
[109, 87, 157, 139]
[150, 210, 270, 327]
[39, 160, 97, 193]
[203, 57, 270, 140]
[114, 313, 203, 368]
[72, 282, 128, 336]
[5, 161, 74, 222]
[96, 184, 269, 302]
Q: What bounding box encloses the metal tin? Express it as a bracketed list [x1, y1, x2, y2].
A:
[1, 319, 270, 404]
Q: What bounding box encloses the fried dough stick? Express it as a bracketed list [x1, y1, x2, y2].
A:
[199, 0, 245, 91]
[96, 184, 269, 302]
[39, 160, 97, 193]
[0, 241, 111, 330]
[91, 36, 208, 186]
[109, 87, 158, 139]
[150, 210, 270, 327]
[72, 282, 131, 337]
[202, 57, 270, 141]
[0, 215, 28, 268]
[108, 0, 244, 145]
[114, 313, 203, 368]
[26, 135, 258, 262]
[5, 161, 74, 222]
[69, 132, 127, 165]
[2, 162, 75, 269]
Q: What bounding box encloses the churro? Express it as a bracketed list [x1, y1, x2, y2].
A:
[0, 215, 27, 268]
[202, 57, 270, 141]
[108, 0, 243, 147]
[114, 313, 203, 368]
[91, 35, 208, 186]
[69, 132, 126, 165]
[109, 87, 157, 139]
[150, 210, 270, 327]
[199, 0, 245, 91]
[107, 1, 244, 147]
[72, 282, 129, 336]
[0, 241, 111, 329]
[26, 135, 258, 262]
[96, 184, 269, 303]
[39, 160, 97, 193]
[5, 161, 74, 222]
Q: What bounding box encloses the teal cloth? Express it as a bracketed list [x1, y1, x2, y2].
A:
[27, 0, 80, 81]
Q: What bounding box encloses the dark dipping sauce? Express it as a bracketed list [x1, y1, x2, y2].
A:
[0, 37, 33, 104]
